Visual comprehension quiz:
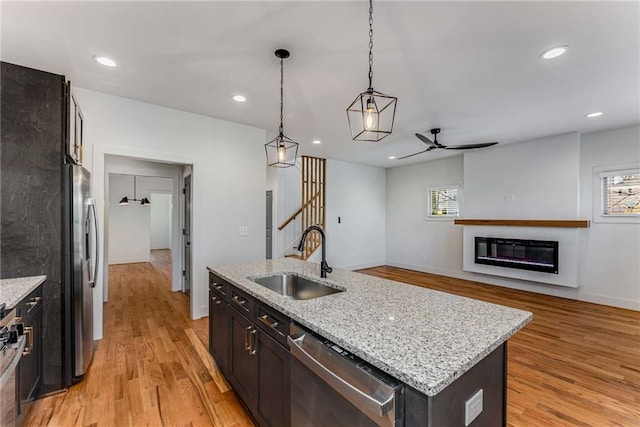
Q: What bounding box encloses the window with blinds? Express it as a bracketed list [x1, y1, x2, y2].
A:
[427, 186, 460, 218]
[601, 169, 640, 216]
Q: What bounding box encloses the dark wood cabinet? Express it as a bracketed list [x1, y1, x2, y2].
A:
[209, 291, 231, 374]
[15, 284, 43, 411]
[208, 272, 290, 427]
[229, 306, 259, 410]
[256, 329, 290, 427]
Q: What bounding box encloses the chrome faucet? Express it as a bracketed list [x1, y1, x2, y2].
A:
[297, 226, 333, 278]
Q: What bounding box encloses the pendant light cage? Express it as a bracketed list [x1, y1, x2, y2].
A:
[346, 0, 397, 142]
[347, 89, 397, 142]
[265, 49, 299, 168]
[265, 134, 299, 168]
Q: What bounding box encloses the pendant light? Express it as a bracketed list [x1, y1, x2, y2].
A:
[346, 0, 397, 142]
[118, 176, 151, 206]
[265, 49, 299, 168]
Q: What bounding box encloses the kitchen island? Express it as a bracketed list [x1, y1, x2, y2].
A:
[207, 258, 532, 426]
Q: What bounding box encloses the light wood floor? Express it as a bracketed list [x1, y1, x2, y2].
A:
[25, 257, 640, 426]
[25, 250, 255, 427]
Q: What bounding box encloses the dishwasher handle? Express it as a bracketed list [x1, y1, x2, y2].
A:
[288, 334, 395, 418]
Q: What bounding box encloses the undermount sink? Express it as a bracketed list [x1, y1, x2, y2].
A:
[250, 273, 344, 300]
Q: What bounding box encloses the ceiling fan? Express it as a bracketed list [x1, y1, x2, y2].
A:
[398, 128, 499, 160]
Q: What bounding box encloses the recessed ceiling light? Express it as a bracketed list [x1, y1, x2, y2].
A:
[93, 55, 117, 67]
[539, 45, 569, 60]
[585, 111, 603, 118]
[312, 140, 322, 144]
[232, 95, 246, 103]
[388, 156, 396, 160]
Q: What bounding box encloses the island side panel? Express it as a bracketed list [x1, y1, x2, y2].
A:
[405, 344, 507, 426]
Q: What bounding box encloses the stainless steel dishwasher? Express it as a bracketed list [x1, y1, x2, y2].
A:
[288, 323, 404, 427]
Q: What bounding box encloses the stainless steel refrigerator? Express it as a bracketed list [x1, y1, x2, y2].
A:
[64, 165, 98, 384]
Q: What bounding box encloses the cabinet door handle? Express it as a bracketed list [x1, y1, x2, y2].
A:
[22, 326, 34, 356]
[259, 314, 284, 337]
[244, 326, 252, 352]
[211, 296, 222, 305]
[249, 328, 257, 356]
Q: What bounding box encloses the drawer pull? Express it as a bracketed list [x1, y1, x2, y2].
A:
[22, 326, 33, 356]
[26, 296, 42, 312]
[232, 295, 248, 309]
[244, 326, 252, 351]
[259, 314, 284, 337]
[212, 283, 224, 292]
[249, 328, 257, 356]
[211, 296, 222, 305]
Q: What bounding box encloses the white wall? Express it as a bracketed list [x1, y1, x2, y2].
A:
[269, 159, 302, 258]
[385, 127, 640, 310]
[386, 155, 464, 275]
[108, 175, 173, 263]
[108, 174, 149, 264]
[75, 88, 267, 339]
[462, 133, 581, 287]
[325, 159, 386, 270]
[150, 193, 172, 250]
[463, 132, 580, 219]
[578, 125, 640, 308]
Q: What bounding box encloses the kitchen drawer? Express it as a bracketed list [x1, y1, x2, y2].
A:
[229, 285, 254, 319]
[256, 301, 290, 348]
[209, 273, 229, 302]
[15, 286, 43, 318]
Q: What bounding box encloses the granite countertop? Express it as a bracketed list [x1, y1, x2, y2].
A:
[0, 276, 46, 309]
[208, 259, 532, 397]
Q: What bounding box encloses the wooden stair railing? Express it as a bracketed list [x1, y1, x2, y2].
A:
[280, 156, 326, 260]
[277, 191, 321, 231]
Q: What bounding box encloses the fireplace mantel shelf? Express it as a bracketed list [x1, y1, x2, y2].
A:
[454, 219, 590, 228]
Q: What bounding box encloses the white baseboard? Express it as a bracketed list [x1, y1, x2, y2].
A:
[576, 292, 640, 311]
[385, 260, 639, 312]
[109, 256, 150, 265]
[340, 260, 386, 271]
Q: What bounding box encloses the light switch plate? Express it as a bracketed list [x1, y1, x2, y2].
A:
[238, 226, 248, 236]
[465, 389, 483, 426]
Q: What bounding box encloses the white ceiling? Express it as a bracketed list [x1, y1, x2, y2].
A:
[2, 1, 638, 168]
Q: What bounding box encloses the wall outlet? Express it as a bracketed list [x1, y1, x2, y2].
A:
[422, 254, 427, 262]
[238, 226, 248, 236]
[465, 389, 483, 426]
[504, 194, 515, 201]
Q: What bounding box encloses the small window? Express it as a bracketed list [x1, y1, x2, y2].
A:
[601, 169, 640, 216]
[427, 186, 460, 218]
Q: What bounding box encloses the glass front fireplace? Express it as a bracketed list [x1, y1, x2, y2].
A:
[475, 237, 559, 274]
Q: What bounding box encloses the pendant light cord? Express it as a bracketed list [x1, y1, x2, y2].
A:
[368, 0, 374, 91]
[279, 57, 284, 137]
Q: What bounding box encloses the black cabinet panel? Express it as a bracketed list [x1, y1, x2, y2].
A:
[229, 308, 258, 410]
[210, 280, 291, 427]
[257, 331, 290, 427]
[209, 291, 230, 374]
[1, 62, 65, 393]
[18, 288, 43, 404]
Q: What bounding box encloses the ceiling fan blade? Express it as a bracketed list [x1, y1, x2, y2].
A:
[397, 147, 434, 160]
[415, 133, 436, 147]
[443, 142, 499, 150]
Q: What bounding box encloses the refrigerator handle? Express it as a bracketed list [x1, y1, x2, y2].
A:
[88, 199, 99, 288]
